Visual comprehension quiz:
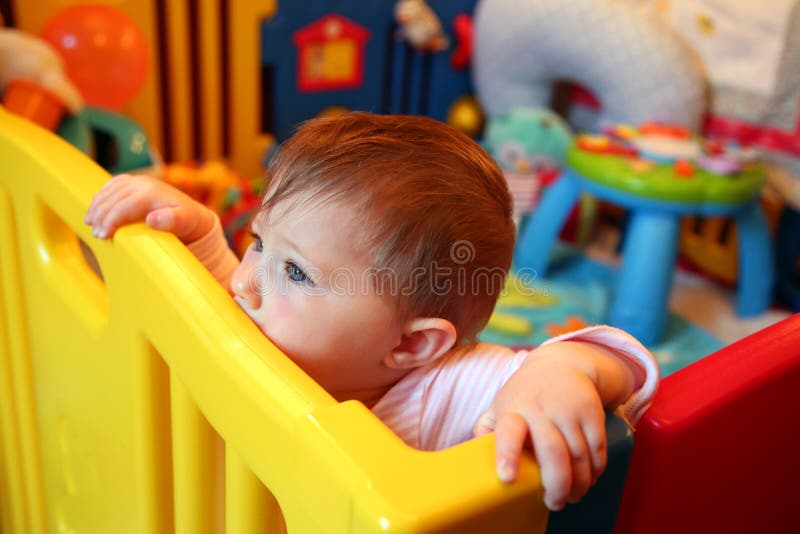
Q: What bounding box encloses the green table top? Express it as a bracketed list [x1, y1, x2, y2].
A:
[567, 143, 765, 207]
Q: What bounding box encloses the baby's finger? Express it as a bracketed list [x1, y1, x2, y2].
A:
[89, 174, 132, 208]
[493, 411, 528, 483]
[146, 205, 212, 242]
[582, 414, 607, 483]
[527, 413, 571, 511]
[93, 194, 151, 238]
[472, 409, 496, 438]
[561, 425, 592, 503]
[86, 178, 135, 224]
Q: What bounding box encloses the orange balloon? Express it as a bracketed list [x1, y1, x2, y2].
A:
[41, 5, 149, 110]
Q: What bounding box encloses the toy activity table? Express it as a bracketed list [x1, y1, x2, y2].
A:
[516, 136, 772, 345]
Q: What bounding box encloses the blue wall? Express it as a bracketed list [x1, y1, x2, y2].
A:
[261, 0, 478, 140]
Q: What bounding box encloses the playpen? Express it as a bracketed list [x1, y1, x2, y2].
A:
[3, 0, 800, 531]
[0, 108, 549, 533]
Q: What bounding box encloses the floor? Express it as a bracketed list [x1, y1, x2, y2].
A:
[481, 220, 794, 377]
[585, 225, 792, 346]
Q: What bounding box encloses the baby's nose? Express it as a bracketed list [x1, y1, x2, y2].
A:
[231, 268, 262, 309]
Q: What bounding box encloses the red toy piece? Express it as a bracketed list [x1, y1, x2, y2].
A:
[450, 13, 473, 70]
[2, 79, 68, 130]
[673, 159, 696, 178]
[615, 313, 800, 534]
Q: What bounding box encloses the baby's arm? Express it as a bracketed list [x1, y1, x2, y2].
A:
[85, 174, 239, 288]
[474, 327, 658, 511]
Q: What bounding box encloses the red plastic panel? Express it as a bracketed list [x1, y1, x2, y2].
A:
[615, 313, 800, 534]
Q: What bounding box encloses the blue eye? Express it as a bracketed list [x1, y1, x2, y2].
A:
[286, 261, 313, 285]
[249, 232, 264, 252]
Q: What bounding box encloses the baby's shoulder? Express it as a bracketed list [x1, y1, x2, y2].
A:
[438, 342, 518, 368]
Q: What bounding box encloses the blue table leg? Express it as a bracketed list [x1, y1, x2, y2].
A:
[609, 211, 680, 346]
[736, 202, 774, 316]
[515, 170, 581, 277]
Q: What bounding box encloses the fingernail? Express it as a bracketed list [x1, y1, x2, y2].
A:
[497, 459, 514, 483]
[152, 213, 163, 227]
[546, 499, 565, 511]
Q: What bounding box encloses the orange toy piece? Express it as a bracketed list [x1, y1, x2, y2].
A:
[2, 78, 67, 130]
[639, 122, 691, 139]
[673, 159, 696, 178]
[161, 160, 243, 214]
[577, 134, 637, 157]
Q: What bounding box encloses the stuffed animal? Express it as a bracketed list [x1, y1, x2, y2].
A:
[483, 107, 572, 219]
[394, 0, 449, 52]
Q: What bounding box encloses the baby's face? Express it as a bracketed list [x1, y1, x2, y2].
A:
[230, 198, 407, 403]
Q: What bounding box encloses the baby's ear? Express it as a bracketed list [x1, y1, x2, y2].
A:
[385, 318, 457, 369]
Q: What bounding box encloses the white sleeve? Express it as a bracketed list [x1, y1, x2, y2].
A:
[186, 215, 240, 291]
[540, 325, 660, 426]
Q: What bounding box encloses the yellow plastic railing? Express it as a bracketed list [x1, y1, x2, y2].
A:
[0, 107, 547, 533]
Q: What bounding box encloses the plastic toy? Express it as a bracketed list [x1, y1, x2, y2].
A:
[2, 79, 67, 130]
[517, 125, 773, 345]
[0, 26, 83, 128]
[449, 13, 473, 69]
[473, 0, 705, 131]
[394, 0, 450, 52]
[484, 107, 572, 174]
[483, 107, 571, 218]
[158, 160, 264, 257]
[446, 95, 484, 138]
[41, 5, 149, 111]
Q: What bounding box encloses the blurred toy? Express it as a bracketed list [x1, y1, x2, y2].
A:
[41, 5, 149, 111]
[0, 27, 83, 129]
[394, 0, 450, 52]
[160, 160, 262, 257]
[473, 0, 705, 131]
[161, 160, 241, 213]
[450, 13, 473, 69]
[446, 95, 484, 137]
[483, 107, 572, 218]
[57, 106, 155, 174]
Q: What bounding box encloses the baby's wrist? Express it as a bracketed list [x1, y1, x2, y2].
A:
[523, 342, 601, 385]
[526, 341, 634, 407]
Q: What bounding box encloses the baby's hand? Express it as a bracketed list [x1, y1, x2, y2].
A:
[85, 174, 216, 243]
[474, 342, 619, 511]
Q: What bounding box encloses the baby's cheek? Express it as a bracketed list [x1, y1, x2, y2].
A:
[259, 292, 295, 340]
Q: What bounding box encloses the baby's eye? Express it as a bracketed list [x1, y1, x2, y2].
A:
[248, 232, 264, 253]
[286, 261, 314, 286]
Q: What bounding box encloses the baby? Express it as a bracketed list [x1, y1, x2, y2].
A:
[85, 113, 658, 511]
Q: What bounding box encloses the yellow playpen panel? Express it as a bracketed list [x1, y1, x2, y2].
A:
[0, 107, 547, 533]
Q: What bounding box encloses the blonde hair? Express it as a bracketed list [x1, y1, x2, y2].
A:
[262, 113, 515, 342]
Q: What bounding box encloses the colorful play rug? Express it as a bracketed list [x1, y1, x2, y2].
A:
[479, 243, 724, 377]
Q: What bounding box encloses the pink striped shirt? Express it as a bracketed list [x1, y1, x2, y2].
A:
[372, 326, 658, 450]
